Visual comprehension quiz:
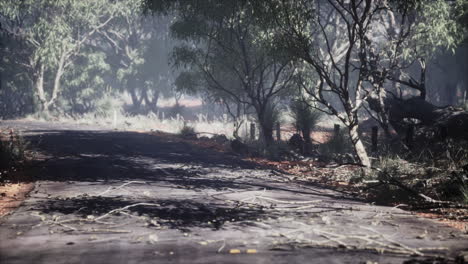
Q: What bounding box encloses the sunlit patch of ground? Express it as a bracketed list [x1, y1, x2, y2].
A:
[0, 182, 34, 217]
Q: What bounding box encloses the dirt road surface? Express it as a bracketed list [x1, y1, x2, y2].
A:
[0, 120, 466, 264]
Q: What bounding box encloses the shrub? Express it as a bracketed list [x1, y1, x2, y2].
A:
[179, 123, 197, 139]
[0, 129, 28, 182]
[318, 128, 353, 160]
[264, 141, 297, 161]
[364, 150, 468, 204]
[290, 99, 322, 144]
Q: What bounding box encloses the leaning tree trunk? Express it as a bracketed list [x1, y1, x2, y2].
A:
[348, 123, 371, 167]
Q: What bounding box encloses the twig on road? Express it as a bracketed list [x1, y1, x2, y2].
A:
[95, 202, 160, 221]
[217, 239, 226, 253]
[276, 222, 449, 257]
[97, 181, 148, 196]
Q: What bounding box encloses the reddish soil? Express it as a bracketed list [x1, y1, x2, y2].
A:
[417, 212, 467, 233]
[0, 182, 34, 218]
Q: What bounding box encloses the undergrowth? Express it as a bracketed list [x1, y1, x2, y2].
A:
[318, 129, 354, 162]
[0, 128, 29, 183]
[179, 123, 197, 139]
[366, 140, 468, 204]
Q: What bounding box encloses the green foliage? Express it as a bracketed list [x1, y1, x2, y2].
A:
[0, 0, 176, 116]
[406, 0, 466, 58]
[60, 49, 112, 114]
[366, 137, 468, 203]
[166, 0, 296, 145]
[0, 0, 121, 111]
[0, 129, 28, 175]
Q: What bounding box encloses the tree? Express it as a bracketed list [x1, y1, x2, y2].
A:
[260, 0, 380, 166]
[162, 0, 296, 145]
[100, 0, 174, 113]
[362, 0, 468, 143]
[0, 0, 117, 112]
[290, 98, 322, 148]
[0, 29, 35, 117]
[259, 0, 467, 166]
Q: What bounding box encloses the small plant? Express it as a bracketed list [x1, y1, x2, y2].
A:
[363, 151, 468, 204]
[290, 99, 321, 145]
[179, 123, 197, 139]
[318, 129, 353, 160]
[0, 129, 29, 182]
[264, 141, 296, 161]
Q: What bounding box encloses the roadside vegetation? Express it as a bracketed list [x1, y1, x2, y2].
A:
[0, 127, 29, 183]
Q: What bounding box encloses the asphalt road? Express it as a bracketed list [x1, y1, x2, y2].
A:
[0, 120, 467, 264]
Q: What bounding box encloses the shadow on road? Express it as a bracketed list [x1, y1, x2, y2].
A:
[15, 129, 255, 182]
[37, 196, 270, 230]
[1, 129, 362, 202]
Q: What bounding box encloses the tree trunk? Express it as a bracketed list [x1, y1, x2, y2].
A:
[129, 88, 143, 110]
[349, 124, 371, 167]
[34, 64, 47, 111]
[143, 89, 159, 113]
[260, 122, 274, 146]
[257, 110, 274, 146]
[45, 53, 66, 110]
[301, 126, 312, 145]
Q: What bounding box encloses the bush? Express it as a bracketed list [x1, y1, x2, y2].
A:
[318, 129, 353, 161]
[179, 123, 197, 139]
[364, 150, 468, 204]
[290, 99, 321, 144]
[264, 141, 297, 161]
[0, 129, 28, 181]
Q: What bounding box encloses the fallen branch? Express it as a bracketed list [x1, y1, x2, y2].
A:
[325, 162, 452, 205]
[255, 196, 322, 205]
[278, 223, 448, 257]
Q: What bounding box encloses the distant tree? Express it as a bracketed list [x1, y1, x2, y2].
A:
[100, 0, 174, 113]
[290, 98, 322, 147]
[58, 47, 112, 115]
[150, 0, 296, 145]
